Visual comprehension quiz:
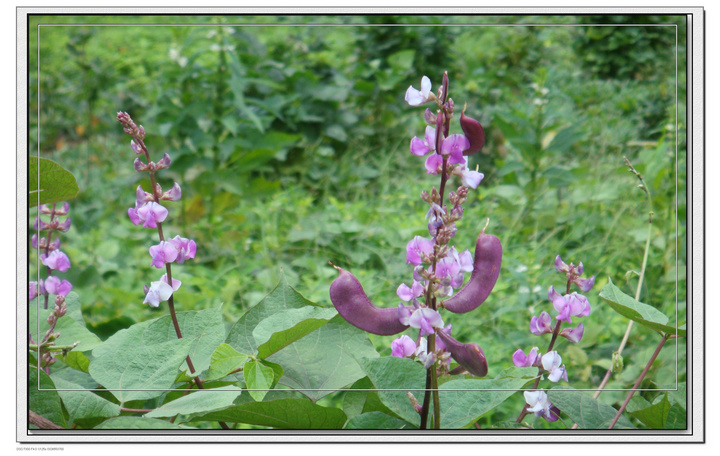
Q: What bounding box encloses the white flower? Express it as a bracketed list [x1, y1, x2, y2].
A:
[405, 76, 433, 106]
[143, 281, 174, 307]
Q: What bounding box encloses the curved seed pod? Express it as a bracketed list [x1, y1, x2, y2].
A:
[329, 266, 410, 336]
[460, 109, 486, 156]
[442, 230, 502, 314]
[436, 330, 488, 377]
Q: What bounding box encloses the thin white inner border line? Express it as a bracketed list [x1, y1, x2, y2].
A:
[32, 20, 685, 396]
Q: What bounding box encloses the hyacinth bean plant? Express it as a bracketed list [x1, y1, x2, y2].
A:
[27, 71, 685, 433]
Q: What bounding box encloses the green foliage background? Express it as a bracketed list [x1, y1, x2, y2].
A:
[28, 14, 686, 429]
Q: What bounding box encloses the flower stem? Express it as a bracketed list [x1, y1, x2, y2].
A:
[608, 334, 668, 429]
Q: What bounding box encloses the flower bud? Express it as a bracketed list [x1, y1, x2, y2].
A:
[57, 217, 72, 232]
[47, 313, 57, 326]
[39, 204, 53, 214]
[134, 157, 149, 172]
[130, 140, 142, 155]
[459, 110, 485, 155]
[156, 153, 171, 170]
[424, 108, 436, 125]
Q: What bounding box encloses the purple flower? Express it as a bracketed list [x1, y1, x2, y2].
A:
[397, 303, 413, 326]
[560, 323, 584, 343]
[408, 307, 444, 336]
[524, 390, 561, 422]
[397, 281, 425, 302]
[424, 153, 443, 175]
[156, 153, 171, 170]
[548, 286, 591, 323]
[40, 250, 71, 272]
[160, 273, 181, 291]
[149, 241, 179, 268]
[129, 201, 168, 229]
[512, 347, 540, 367]
[130, 139, 142, 154]
[436, 257, 462, 288]
[29, 280, 43, 301]
[530, 311, 554, 335]
[161, 183, 182, 201]
[541, 351, 568, 383]
[410, 126, 437, 157]
[440, 134, 470, 165]
[33, 217, 50, 232]
[167, 235, 196, 264]
[44, 276, 72, 297]
[143, 280, 174, 307]
[450, 247, 474, 273]
[554, 255, 595, 292]
[405, 76, 433, 106]
[391, 335, 417, 358]
[406, 236, 434, 266]
[56, 217, 72, 232]
[134, 157, 149, 172]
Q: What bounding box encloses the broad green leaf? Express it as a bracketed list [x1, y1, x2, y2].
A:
[94, 417, 192, 429]
[268, 315, 379, 401]
[664, 403, 687, 429]
[253, 306, 337, 359]
[89, 337, 195, 404]
[548, 386, 635, 429]
[345, 411, 416, 430]
[205, 343, 248, 381]
[28, 156, 79, 208]
[359, 356, 426, 427]
[30, 292, 102, 352]
[630, 393, 671, 429]
[439, 367, 538, 429]
[57, 350, 91, 373]
[226, 274, 325, 356]
[93, 306, 225, 375]
[29, 366, 68, 428]
[243, 359, 275, 402]
[191, 398, 347, 429]
[52, 376, 121, 425]
[599, 279, 685, 337]
[146, 385, 242, 420]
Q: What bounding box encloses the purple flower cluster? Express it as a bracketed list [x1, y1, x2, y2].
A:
[118, 112, 196, 308]
[30, 203, 74, 306]
[513, 255, 595, 422]
[389, 74, 488, 376]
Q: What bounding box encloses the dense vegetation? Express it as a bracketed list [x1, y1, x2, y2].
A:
[28, 14, 686, 431]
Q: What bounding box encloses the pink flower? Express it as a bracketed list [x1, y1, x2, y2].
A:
[530, 311, 554, 335]
[513, 347, 540, 367]
[440, 134, 470, 165]
[406, 236, 434, 266]
[128, 201, 168, 229]
[560, 323, 584, 343]
[397, 281, 425, 302]
[149, 241, 179, 268]
[40, 250, 71, 272]
[408, 307, 444, 336]
[391, 335, 417, 358]
[548, 286, 591, 323]
[410, 126, 437, 157]
[167, 236, 196, 264]
[44, 276, 72, 297]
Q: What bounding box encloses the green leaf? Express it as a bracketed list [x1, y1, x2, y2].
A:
[226, 274, 326, 356]
[548, 386, 635, 429]
[439, 367, 538, 429]
[28, 156, 79, 208]
[89, 337, 196, 404]
[630, 393, 671, 429]
[29, 366, 68, 428]
[253, 306, 337, 359]
[30, 292, 102, 352]
[359, 356, 426, 427]
[664, 403, 687, 429]
[345, 411, 417, 430]
[146, 385, 242, 420]
[599, 279, 685, 337]
[190, 398, 347, 429]
[52, 376, 121, 425]
[93, 306, 226, 375]
[243, 359, 275, 402]
[205, 343, 248, 381]
[57, 350, 91, 373]
[268, 315, 379, 401]
[94, 417, 192, 429]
